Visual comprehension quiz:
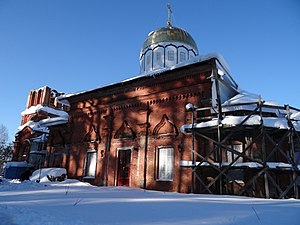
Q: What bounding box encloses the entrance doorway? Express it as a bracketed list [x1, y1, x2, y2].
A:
[117, 149, 131, 186]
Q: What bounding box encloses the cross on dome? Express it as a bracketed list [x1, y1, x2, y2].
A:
[167, 3, 172, 27]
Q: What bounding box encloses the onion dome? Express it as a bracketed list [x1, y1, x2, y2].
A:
[140, 4, 199, 73]
[141, 26, 198, 56]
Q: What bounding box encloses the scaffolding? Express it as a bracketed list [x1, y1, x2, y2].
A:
[182, 73, 300, 199]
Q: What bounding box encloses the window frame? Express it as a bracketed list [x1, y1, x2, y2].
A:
[84, 149, 97, 178]
[226, 143, 243, 163]
[146, 55, 151, 65]
[179, 52, 186, 62]
[156, 52, 161, 61]
[156, 147, 174, 181]
[167, 50, 174, 61]
[30, 141, 45, 152]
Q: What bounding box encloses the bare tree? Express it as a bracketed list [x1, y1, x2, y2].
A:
[0, 124, 13, 174]
[0, 124, 8, 146]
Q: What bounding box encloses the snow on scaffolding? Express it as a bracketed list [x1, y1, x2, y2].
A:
[180, 115, 300, 134]
[181, 90, 300, 134]
[180, 160, 299, 170]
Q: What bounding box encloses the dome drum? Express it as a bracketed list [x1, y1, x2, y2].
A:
[140, 26, 198, 73]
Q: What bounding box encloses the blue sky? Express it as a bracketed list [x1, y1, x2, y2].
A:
[0, 0, 299, 141]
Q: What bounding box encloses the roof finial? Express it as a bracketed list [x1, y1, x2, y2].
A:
[167, 3, 172, 27]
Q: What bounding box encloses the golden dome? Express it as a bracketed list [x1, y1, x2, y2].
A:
[141, 26, 198, 53]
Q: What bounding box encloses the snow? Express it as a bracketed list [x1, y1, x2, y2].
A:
[17, 120, 50, 133]
[29, 168, 67, 182]
[180, 160, 264, 168]
[17, 106, 69, 134]
[180, 115, 300, 134]
[223, 115, 261, 126]
[62, 53, 231, 99]
[180, 160, 299, 170]
[55, 96, 71, 107]
[181, 89, 300, 134]
[0, 179, 299, 225]
[291, 111, 300, 120]
[21, 104, 68, 118]
[169, 53, 230, 74]
[28, 150, 48, 154]
[17, 116, 69, 134]
[223, 90, 278, 106]
[37, 116, 69, 126]
[221, 90, 282, 115]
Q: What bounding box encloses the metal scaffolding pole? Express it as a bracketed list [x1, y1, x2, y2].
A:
[182, 61, 300, 199]
[191, 106, 195, 193]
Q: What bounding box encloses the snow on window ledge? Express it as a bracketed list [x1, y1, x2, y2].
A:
[83, 176, 95, 179]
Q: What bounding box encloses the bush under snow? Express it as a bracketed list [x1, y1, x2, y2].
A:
[29, 168, 67, 182]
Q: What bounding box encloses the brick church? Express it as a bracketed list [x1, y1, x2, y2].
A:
[13, 8, 300, 198]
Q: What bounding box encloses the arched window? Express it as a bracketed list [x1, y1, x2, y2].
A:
[156, 52, 161, 61]
[167, 50, 174, 61]
[146, 55, 151, 65]
[180, 52, 186, 62]
[37, 89, 42, 105]
[50, 90, 56, 107]
[31, 91, 36, 106]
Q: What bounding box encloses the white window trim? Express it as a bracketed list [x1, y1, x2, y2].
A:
[157, 147, 174, 181]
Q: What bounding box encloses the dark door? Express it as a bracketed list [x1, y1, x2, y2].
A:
[117, 150, 131, 186]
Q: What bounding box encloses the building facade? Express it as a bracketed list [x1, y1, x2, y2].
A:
[13, 16, 300, 198]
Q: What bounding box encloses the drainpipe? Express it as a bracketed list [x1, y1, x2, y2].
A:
[143, 102, 151, 189]
[105, 109, 114, 186]
[191, 106, 195, 193]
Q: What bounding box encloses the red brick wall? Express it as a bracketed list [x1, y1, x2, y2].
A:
[64, 63, 213, 192]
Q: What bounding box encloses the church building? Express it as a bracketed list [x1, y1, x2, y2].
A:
[13, 7, 300, 198]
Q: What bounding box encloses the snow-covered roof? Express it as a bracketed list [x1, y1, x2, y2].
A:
[18, 105, 69, 134]
[21, 104, 68, 118]
[222, 90, 278, 106]
[55, 96, 70, 107]
[17, 116, 68, 134]
[17, 120, 50, 134]
[62, 53, 230, 99]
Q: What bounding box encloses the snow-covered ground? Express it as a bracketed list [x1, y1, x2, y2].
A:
[0, 179, 300, 225]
